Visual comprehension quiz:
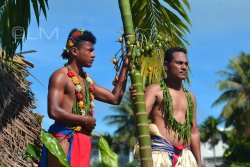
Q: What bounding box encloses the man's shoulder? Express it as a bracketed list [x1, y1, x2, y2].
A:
[146, 83, 161, 92]
[186, 89, 196, 102]
[49, 67, 68, 82]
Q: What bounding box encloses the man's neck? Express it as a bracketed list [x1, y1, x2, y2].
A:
[165, 77, 183, 90]
[67, 60, 83, 76]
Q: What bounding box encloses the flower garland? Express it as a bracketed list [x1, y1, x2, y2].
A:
[64, 29, 84, 53]
[160, 79, 194, 145]
[66, 65, 95, 131]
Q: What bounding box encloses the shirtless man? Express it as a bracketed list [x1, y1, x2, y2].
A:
[39, 29, 129, 167]
[131, 47, 202, 167]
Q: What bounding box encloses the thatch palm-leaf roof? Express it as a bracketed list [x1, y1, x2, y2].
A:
[0, 51, 42, 167]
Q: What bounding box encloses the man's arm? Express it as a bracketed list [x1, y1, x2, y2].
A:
[48, 71, 96, 131]
[94, 58, 129, 105]
[190, 92, 202, 167]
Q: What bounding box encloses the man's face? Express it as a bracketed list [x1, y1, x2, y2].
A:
[165, 51, 188, 80]
[76, 41, 95, 68]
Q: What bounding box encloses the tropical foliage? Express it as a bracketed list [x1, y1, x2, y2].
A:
[0, 0, 48, 58]
[105, 92, 137, 153]
[126, 0, 192, 85]
[130, 0, 191, 47]
[199, 116, 223, 165]
[213, 53, 250, 138]
[199, 116, 222, 145]
[223, 129, 250, 165]
[213, 52, 250, 165]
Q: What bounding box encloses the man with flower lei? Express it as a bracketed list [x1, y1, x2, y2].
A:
[130, 47, 202, 167]
[39, 29, 129, 167]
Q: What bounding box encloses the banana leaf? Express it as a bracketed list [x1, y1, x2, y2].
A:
[41, 130, 70, 167]
[98, 137, 119, 167]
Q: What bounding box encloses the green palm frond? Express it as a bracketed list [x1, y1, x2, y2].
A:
[140, 49, 165, 86]
[0, 0, 48, 59]
[217, 70, 234, 78]
[229, 58, 248, 84]
[127, 0, 191, 85]
[214, 53, 250, 139]
[130, 0, 191, 48]
[199, 116, 222, 147]
[104, 115, 128, 126]
[115, 121, 135, 134]
[212, 89, 238, 107]
[220, 99, 237, 119]
[217, 80, 242, 91]
[113, 103, 133, 114]
[236, 93, 249, 109]
[104, 91, 138, 150]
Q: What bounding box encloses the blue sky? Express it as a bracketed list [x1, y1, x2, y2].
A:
[22, 0, 250, 134]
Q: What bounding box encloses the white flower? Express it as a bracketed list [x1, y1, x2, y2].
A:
[81, 109, 86, 115]
[86, 77, 94, 84]
[75, 85, 82, 92]
[90, 101, 95, 108]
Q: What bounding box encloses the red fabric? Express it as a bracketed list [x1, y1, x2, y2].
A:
[70, 132, 91, 167]
[172, 145, 186, 167]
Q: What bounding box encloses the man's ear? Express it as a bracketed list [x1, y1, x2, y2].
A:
[70, 47, 79, 56]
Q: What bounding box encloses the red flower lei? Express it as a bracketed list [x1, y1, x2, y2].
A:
[66, 66, 95, 117]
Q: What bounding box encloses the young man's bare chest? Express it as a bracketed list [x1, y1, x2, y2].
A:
[63, 77, 86, 104]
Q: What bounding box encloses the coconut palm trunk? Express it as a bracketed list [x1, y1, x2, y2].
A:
[118, 1, 153, 166]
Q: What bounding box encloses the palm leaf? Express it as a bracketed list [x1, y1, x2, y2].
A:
[130, 0, 191, 47]
[212, 89, 238, 107]
[217, 80, 242, 91]
[229, 58, 248, 84]
[0, 0, 48, 59]
[214, 53, 250, 138]
[125, 0, 191, 85]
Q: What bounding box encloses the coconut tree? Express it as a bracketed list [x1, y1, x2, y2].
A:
[117, 0, 191, 166]
[199, 116, 222, 166]
[0, 0, 48, 58]
[213, 53, 250, 138]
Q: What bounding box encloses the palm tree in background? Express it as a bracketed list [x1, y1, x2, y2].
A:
[105, 92, 137, 158]
[213, 53, 250, 138]
[0, 0, 48, 58]
[199, 116, 222, 166]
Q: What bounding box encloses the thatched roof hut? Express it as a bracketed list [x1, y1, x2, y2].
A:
[0, 51, 42, 167]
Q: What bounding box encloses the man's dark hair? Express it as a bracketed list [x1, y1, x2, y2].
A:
[61, 29, 96, 59]
[164, 47, 187, 62]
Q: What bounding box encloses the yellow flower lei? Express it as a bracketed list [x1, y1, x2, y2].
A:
[66, 65, 95, 132]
